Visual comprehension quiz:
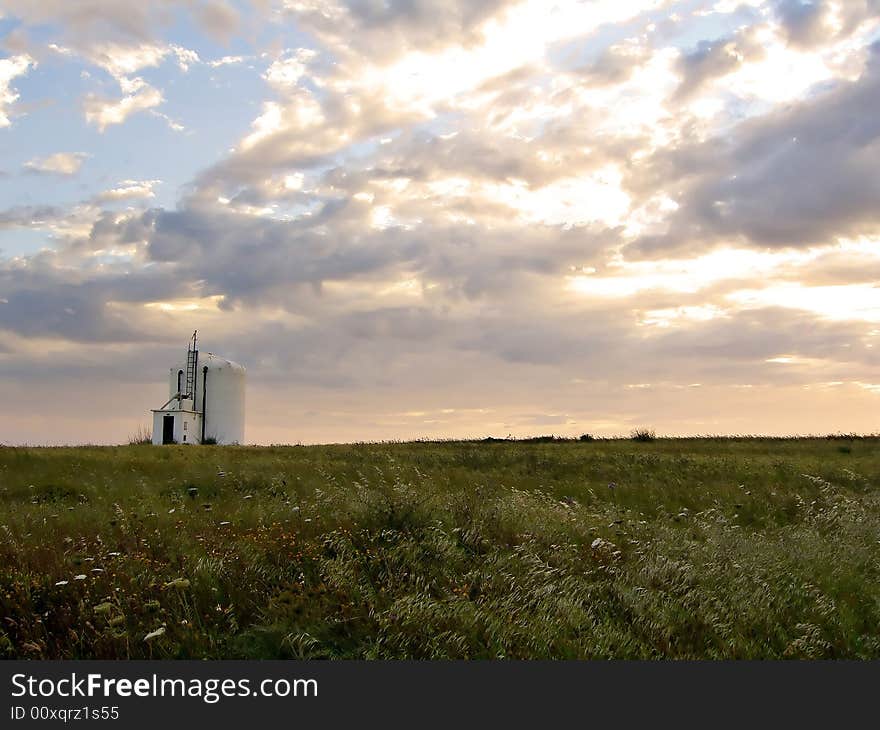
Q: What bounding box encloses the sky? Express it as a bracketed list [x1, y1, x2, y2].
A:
[0, 0, 879, 445]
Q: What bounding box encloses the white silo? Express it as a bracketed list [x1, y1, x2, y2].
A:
[151, 332, 246, 445]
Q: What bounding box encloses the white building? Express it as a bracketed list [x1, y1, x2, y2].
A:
[151, 332, 246, 445]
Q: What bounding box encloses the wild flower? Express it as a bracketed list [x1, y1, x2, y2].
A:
[144, 627, 165, 641]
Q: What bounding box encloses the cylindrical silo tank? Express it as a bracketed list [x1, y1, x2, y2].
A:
[199, 354, 246, 444]
[169, 352, 246, 444]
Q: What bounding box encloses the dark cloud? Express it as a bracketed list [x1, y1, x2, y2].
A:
[287, 0, 515, 61]
[674, 28, 765, 99]
[627, 46, 880, 255]
[1, 0, 158, 43]
[195, 1, 241, 43]
[0, 205, 67, 228]
[0, 256, 189, 341]
[0, 283, 137, 342]
[146, 203, 414, 303]
[141, 200, 611, 308]
[649, 307, 874, 366]
[774, 0, 880, 48]
[0, 0, 254, 46]
[773, 0, 827, 47]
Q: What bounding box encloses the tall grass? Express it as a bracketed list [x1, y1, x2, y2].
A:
[0, 438, 878, 658]
[127, 425, 152, 445]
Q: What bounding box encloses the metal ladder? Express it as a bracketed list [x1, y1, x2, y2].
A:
[184, 330, 198, 399]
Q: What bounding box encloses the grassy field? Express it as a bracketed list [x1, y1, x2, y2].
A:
[1, 437, 879, 659]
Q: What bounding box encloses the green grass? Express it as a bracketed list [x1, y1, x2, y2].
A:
[1, 437, 879, 659]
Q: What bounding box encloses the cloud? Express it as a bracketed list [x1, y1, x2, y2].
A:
[83, 85, 163, 130]
[95, 179, 161, 202]
[23, 152, 89, 176]
[84, 42, 168, 77]
[0, 54, 33, 127]
[576, 41, 652, 86]
[7, 36, 200, 130]
[626, 43, 880, 255]
[282, 0, 516, 62]
[0, 1, 254, 46]
[149, 109, 185, 132]
[76, 42, 200, 129]
[773, 0, 831, 47]
[207, 55, 248, 67]
[773, 0, 880, 49]
[674, 27, 766, 98]
[0, 204, 67, 229]
[263, 49, 317, 88]
[195, 0, 241, 43]
[0, 1, 157, 43]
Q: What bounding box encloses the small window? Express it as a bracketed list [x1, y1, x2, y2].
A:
[183, 422, 188, 431]
[183, 435, 187, 442]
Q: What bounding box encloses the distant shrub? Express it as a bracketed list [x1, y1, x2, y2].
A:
[127, 425, 152, 445]
[579, 434, 595, 442]
[481, 435, 575, 444]
[202, 437, 218, 445]
[631, 428, 656, 442]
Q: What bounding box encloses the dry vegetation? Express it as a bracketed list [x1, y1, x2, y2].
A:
[1, 437, 879, 658]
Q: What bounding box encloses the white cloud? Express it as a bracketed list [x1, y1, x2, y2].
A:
[83, 86, 163, 131]
[86, 42, 169, 79]
[344, 0, 668, 115]
[240, 101, 285, 149]
[149, 110, 185, 132]
[208, 55, 247, 67]
[264, 49, 316, 88]
[708, 0, 767, 14]
[0, 54, 33, 128]
[96, 179, 161, 201]
[171, 45, 200, 72]
[23, 152, 89, 175]
[77, 43, 199, 129]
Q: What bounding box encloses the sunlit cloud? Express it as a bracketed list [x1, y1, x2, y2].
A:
[96, 180, 161, 202]
[0, 54, 33, 128]
[23, 152, 88, 176]
[728, 284, 880, 323]
[83, 86, 163, 131]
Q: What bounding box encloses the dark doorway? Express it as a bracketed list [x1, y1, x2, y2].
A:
[162, 415, 175, 444]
